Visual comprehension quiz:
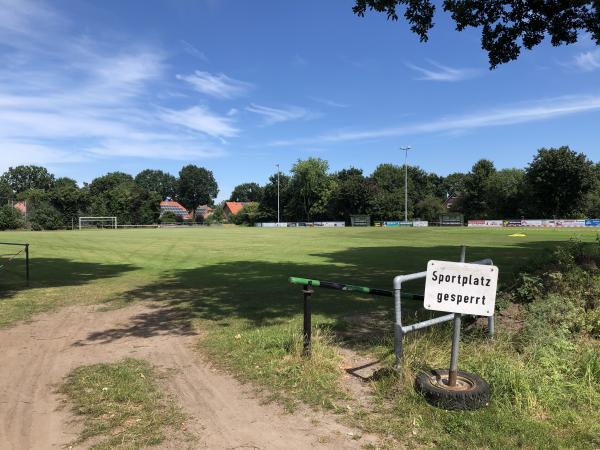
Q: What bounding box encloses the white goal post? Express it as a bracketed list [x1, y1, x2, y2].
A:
[78, 216, 118, 230]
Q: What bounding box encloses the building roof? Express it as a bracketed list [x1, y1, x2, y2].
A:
[160, 200, 192, 219]
[224, 201, 246, 215]
[13, 201, 27, 215]
[160, 200, 185, 208]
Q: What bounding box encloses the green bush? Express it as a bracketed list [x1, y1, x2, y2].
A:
[509, 238, 600, 343]
[0, 205, 24, 230]
[232, 203, 260, 226]
[158, 211, 181, 223]
[29, 203, 65, 230]
[205, 205, 227, 224]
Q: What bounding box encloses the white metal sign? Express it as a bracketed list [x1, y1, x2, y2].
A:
[424, 260, 498, 316]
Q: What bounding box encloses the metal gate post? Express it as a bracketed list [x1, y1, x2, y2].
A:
[487, 316, 495, 338]
[25, 243, 30, 286]
[303, 285, 313, 356]
[393, 275, 404, 371]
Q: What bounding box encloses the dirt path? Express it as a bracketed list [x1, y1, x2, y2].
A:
[0, 303, 377, 450]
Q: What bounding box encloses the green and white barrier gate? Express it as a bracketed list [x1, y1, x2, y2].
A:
[289, 246, 497, 410]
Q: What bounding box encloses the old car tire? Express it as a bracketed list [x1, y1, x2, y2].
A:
[415, 369, 491, 410]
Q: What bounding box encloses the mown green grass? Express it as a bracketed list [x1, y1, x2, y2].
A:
[60, 358, 187, 450]
[2, 227, 599, 448]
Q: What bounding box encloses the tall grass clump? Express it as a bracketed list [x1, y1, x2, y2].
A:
[202, 318, 345, 411]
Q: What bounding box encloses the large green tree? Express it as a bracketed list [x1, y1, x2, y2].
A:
[442, 172, 468, 198]
[524, 147, 594, 218]
[353, 1, 600, 68]
[330, 168, 374, 221]
[0, 178, 12, 205]
[484, 168, 525, 218]
[288, 158, 334, 221]
[454, 159, 496, 219]
[2, 165, 55, 194]
[415, 194, 445, 222]
[229, 182, 264, 202]
[134, 169, 178, 200]
[368, 163, 442, 219]
[88, 172, 134, 197]
[88, 172, 160, 224]
[258, 173, 291, 222]
[48, 177, 89, 227]
[177, 165, 219, 220]
[582, 163, 600, 218]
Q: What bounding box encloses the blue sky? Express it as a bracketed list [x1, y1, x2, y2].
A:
[1, 0, 599, 201]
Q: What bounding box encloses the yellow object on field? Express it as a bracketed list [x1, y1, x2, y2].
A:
[509, 233, 527, 237]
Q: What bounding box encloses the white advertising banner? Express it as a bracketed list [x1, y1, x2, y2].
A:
[556, 219, 586, 227]
[467, 220, 486, 227]
[468, 220, 503, 227]
[313, 222, 345, 227]
[521, 219, 543, 227]
[257, 222, 288, 227]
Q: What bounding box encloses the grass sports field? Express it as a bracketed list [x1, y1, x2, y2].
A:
[1, 227, 600, 448]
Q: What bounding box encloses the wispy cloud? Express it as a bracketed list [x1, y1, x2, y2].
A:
[268, 95, 600, 146]
[407, 60, 480, 82]
[292, 54, 308, 67]
[161, 106, 238, 139]
[176, 71, 253, 99]
[246, 103, 315, 125]
[309, 96, 349, 108]
[180, 40, 209, 62]
[86, 139, 225, 160]
[0, 0, 232, 169]
[572, 49, 600, 72]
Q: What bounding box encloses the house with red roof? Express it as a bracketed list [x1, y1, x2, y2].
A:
[13, 201, 27, 216]
[160, 200, 192, 220]
[196, 204, 214, 221]
[223, 201, 253, 217]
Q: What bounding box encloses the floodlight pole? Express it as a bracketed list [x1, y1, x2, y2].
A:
[276, 164, 280, 224]
[400, 146, 412, 222]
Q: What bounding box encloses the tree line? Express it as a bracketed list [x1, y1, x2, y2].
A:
[0, 165, 217, 230]
[229, 147, 600, 225]
[0, 146, 598, 230]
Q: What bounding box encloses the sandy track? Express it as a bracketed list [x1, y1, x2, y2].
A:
[0, 303, 375, 449]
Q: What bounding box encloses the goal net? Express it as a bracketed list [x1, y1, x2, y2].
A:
[78, 216, 117, 230]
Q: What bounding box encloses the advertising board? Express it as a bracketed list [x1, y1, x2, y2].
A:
[503, 220, 522, 227]
[586, 219, 600, 227]
[521, 219, 543, 227]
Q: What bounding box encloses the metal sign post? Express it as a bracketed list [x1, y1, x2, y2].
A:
[448, 245, 466, 386]
[421, 246, 499, 403]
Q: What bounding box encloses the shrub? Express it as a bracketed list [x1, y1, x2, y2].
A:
[508, 238, 600, 342]
[0, 205, 24, 230]
[232, 203, 260, 226]
[29, 203, 65, 230]
[205, 205, 227, 224]
[159, 211, 180, 223]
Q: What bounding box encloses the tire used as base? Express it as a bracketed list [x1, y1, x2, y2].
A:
[415, 369, 491, 410]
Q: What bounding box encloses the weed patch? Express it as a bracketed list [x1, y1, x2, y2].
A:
[60, 358, 187, 450]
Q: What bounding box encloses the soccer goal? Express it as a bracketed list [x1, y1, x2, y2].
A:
[78, 216, 118, 230]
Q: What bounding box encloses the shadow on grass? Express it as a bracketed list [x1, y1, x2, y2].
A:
[76, 240, 562, 347]
[0, 258, 138, 298]
[72, 306, 196, 346]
